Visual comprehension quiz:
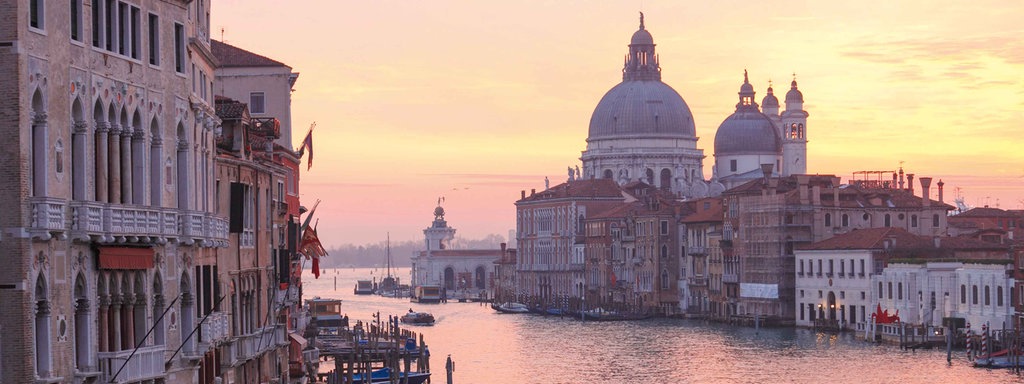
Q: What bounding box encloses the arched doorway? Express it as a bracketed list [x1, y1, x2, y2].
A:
[474, 266, 486, 290]
[443, 267, 455, 291]
[827, 291, 837, 320]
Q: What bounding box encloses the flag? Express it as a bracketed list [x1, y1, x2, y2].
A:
[300, 126, 314, 171]
[299, 226, 328, 279]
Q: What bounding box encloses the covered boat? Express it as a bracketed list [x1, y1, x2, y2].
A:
[351, 367, 431, 384]
[493, 302, 530, 314]
[401, 311, 435, 325]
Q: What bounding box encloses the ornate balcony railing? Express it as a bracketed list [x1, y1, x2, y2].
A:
[29, 196, 67, 239]
[688, 276, 707, 287]
[722, 273, 739, 284]
[65, 200, 228, 245]
[97, 344, 165, 384]
[199, 311, 230, 349]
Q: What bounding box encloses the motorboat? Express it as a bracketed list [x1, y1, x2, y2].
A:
[493, 302, 530, 314]
[400, 311, 435, 326]
[354, 280, 375, 295]
[351, 367, 431, 384]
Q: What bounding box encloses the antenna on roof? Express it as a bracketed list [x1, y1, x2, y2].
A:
[220, 27, 225, 42]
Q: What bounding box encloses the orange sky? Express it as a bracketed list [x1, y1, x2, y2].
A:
[212, 1, 1024, 247]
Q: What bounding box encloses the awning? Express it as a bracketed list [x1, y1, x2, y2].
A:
[98, 246, 155, 270]
[289, 332, 308, 349]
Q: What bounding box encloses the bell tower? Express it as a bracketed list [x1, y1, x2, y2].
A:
[780, 76, 808, 176]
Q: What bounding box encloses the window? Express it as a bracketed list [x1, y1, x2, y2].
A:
[933, 214, 940, 227]
[799, 260, 804, 276]
[985, 286, 991, 306]
[911, 215, 918, 228]
[148, 13, 159, 65]
[660, 220, 668, 235]
[173, 23, 184, 73]
[972, 285, 978, 305]
[840, 291, 845, 299]
[30, 0, 44, 30]
[960, 285, 966, 304]
[824, 213, 831, 227]
[861, 291, 865, 300]
[250, 92, 266, 114]
[828, 260, 833, 276]
[839, 260, 844, 276]
[859, 259, 864, 276]
[117, 2, 127, 55]
[998, 286, 1004, 307]
[71, 0, 83, 41]
[878, 282, 883, 299]
[91, 0, 101, 46]
[800, 289, 804, 298]
[884, 214, 891, 227]
[897, 282, 902, 300]
[729, 159, 737, 172]
[887, 282, 892, 299]
[130, 6, 140, 59]
[842, 214, 849, 227]
[817, 259, 822, 276]
[105, 0, 114, 50]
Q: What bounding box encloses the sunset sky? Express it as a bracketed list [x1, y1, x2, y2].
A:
[212, 1, 1023, 247]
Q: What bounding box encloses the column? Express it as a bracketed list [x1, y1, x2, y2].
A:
[98, 295, 109, 352]
[149, 138, 163, 207]
[120, 128, 132, 204]
[121, 296, 134, 350]
[108, 123, 121, 204]
[94, 122, 109, 203]
[31, 112, 48, 196]
[110, 295, 121, 351]
[72, 121, 89, 201]
[132, 130, 146, 205]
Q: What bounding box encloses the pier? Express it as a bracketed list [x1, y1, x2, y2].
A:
[310, 313, 432, 384]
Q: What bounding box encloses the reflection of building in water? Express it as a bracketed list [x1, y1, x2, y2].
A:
[411, 204, 503, 297]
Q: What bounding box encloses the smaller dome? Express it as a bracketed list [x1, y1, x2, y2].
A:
[740, 82, 754, 94]
[762, 86, 779, 108]
[714, 111, 781, 155]
[631, 29, 653, 45]
[786, 80, 803, 103]
[433, 206, 445, 218]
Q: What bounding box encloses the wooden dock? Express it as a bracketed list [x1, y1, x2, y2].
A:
[310, 314, 432, 384]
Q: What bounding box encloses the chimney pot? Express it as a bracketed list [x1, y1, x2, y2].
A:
[920, 177, 932, 207]
[531, 188, 536, 196]
[907, 174, 915, 195]
[937, 179, 945, 203]
[521, 190, 526, 199]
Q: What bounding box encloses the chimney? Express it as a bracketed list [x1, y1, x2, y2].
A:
[797, 175, 810, 204]
[898, 167, 905, 189]
[500, 242, 507, 252]
[891, 172, 898, 190]
[531, 188, 536, 196]
[919, 177, 932, 207]
[760, 163, 774, 184]
[907, 174, 915, 195]
[937, 179, 945, 203]
[521, 190, 526, 200]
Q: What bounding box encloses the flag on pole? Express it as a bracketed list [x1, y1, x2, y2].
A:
[299, 226, 328, 279]
[301, 125, 314, 171]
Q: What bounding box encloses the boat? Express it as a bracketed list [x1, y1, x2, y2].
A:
[350, 367, 431, 384]
[579, 308, 651, 321]
[412, 285, 442, 303]
[974, 349, 1024, 368]
[354, 279, 375, 295]
[493, 302, 530, 314]
[377, 234, 400, 297]
[400, 311, 436, 326]
[306, 297, 346, 335]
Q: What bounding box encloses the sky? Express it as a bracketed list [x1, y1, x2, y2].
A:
[212, 0, 1024, 247]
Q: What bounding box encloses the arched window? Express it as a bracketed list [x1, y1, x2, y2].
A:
[960, 285, 966, 304]
[73, 272, 92, 371]
[884, 214, 891, 227]
[911, 215, 918, 228]
[933, 214, 940, 227]
[150, 119, 162, 206]
[897, 282, 903, 300]
[176, 123, 189, 210]
[878, 282, 884, 299]
[131, 111, 145, 205]
[998, 286, 1004, 307]
[972, 285, 978, 305]
[31, 90, 47, 197]
[842, 214, 849, 227]
[180, 272, 194, 353]
[71, 98, 87, 201]
[152, 271, 165, 345]
[659, 168, 672, 190]
[94, 100, 108, 203]
[824, 213, 832, 227]
[660, 269, 669, 290]
[34, 272, 52, 377]
[798, 123, 804, 139]
[660, 245, 668, 258]
[603, 169, 613, 179]
[985, 286, 991, 306]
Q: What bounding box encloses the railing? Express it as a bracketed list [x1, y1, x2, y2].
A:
[29, 197, 67, 238]
[67, 201, 228, 245]
[688, 276, 707, 286]
[722, 274, 738, 283]
[199, 311, 230, 349]
[232, 326, 280, 362]
[688, 246, 707, 256]
[98, 345, 165, 384]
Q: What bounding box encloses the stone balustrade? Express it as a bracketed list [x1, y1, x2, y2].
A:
[97, 344, 165, 384]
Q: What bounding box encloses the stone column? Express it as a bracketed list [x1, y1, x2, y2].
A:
[121, 128, 133, 205]
[108, 123, 122, 204]
[109, 295, 121, 351]
[72, 121, 89, 201]
[98, 295, 109, 352]
[149, 138, 163, 207]
[132, 130, 146, 205]
[94, 122, 109, 203]
[74, 298, 92, 369]
[31, 112, 48, 196]
[122, 296, 134, 350]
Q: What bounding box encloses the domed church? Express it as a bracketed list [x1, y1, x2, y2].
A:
[713, 71, 808, 189]
[580, 14, 809, 197]
[580, 13, 708, 197]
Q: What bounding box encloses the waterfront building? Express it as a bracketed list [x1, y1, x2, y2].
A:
[681, 198, 725, 317]
[583, 183, 687, 314]
[724, 172, 953, 325]
[948, 206, 1023, 240]
[713, 73, 808, 189]
[0, 1, 230, 382]
[411, 205, 503, 299]
[515, 179, 625, 305]
[579, 14, 708, 197]
[491, 243, 518, 304]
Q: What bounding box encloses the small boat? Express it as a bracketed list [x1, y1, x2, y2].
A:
[351, 367, 431, 384]
[580, 308, 651, 321]
[307, 297, 347, 334]
[545, 307, 569, 316]
[401, 311, 435, 326]
[354, 280, 375, 295]
[493, 302, 530, 314]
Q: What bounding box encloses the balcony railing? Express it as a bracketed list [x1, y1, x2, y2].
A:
[29, 196, 67, 239]
[688, 246, 707, 256]
[199, 311, 230, 350]
[722, 274, 738, 283]
[230, 326, 281, 363]
[688, 276, 707, 286]
[66, 200, 229, 245]
[98, 344, 165, 384]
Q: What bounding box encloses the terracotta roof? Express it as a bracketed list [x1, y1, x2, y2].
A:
[681, 198, 723, 223]
[798, 227, 931, 251]
[953, 207, 1022, 218]
[519, 179, 624, 202]
[211, 40, 289, 68]
[215, 98, 248, 119]
[936, 236, 1010, 251]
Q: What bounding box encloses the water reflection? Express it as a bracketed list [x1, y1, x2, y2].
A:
[304, 268, 1022, 383]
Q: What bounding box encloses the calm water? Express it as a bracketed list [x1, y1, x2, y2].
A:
[303, 268, 1021, 384]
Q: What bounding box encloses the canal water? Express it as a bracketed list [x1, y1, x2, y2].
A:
[304, 268, 1021, 383]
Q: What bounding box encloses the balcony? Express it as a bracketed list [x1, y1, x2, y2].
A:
[198, 311, 230, 350]
[29, 196, 67, 240]
[688, 246, 707, 256]
[688, 276, 707, 287]
[722, 274, 738, 284]
[98, 345, 165, 384]
[66, 200, 229, 246]
[229, 326, 281, 364]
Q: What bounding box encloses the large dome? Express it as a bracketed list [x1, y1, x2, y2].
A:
[714, 110, 780, 155]
[588, 81, 697, 140]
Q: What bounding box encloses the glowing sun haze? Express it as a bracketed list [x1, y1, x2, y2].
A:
[212, 0, 1024, 247]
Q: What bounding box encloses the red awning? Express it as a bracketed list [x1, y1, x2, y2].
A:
[98, 246, 155, 270]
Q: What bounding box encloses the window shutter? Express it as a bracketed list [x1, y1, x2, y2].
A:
[229, 182, 244, 233]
